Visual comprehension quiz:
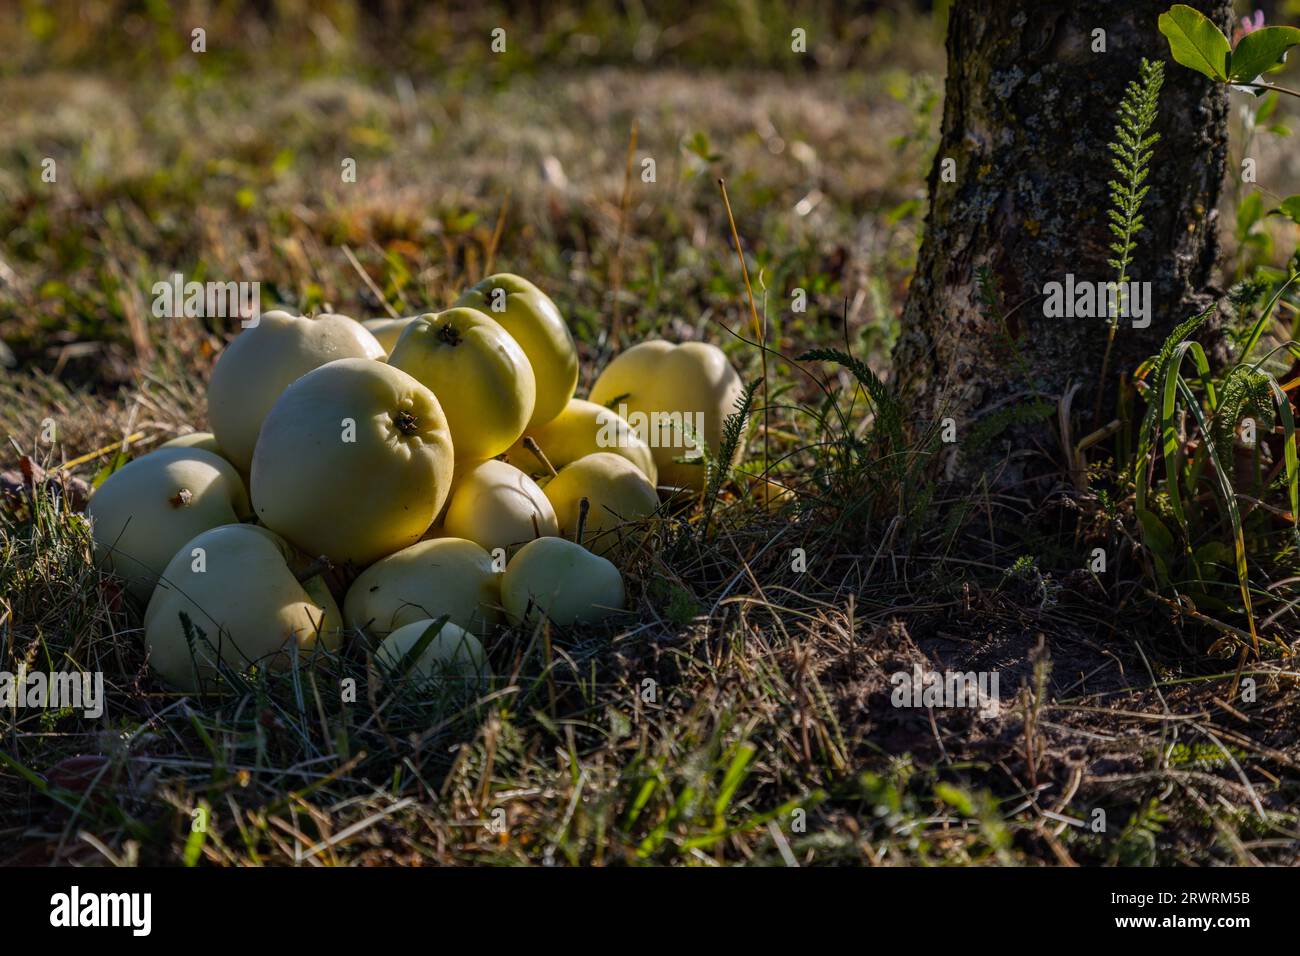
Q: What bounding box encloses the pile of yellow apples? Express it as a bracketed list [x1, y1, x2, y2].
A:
[86, 274, 744, 694]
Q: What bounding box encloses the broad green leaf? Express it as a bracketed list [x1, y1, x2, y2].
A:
[1158, 4, 1231, 81]
[1241, 270, 1300, 360]
[1228, 26, 1300, 82]
[1270, 194, 1300, 223]
[1138, 510, 1176, 584]
[1235, 192, 1264, 239]
[1176, 378, 1259, 652]
[1256, 89, 1280, 123]
[1135, 304, 1217, 516]
[1159, 341, 1213, 550]
[1160, 351, 1190, 539]
[1266, 376, 1300, 553]
[1194, 540, 1233, 568]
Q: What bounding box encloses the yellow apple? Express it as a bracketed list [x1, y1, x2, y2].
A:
[748, 475, 796, 511]
[375, 618, 486, 692]
[362, 316, 419, 353]
[441, 459, 557, 554]
[387, 308, 536, 462]
[251, 358, 455, 567]
[344, 537, 501, 637]
[208, 310, 386, 472]
[504, 398, 657, 485]
[454, 273, 578, 428]
[501, 536, 625, 626]
[87, 447, 252, 602]
[543, 453, 658, 556]
[144, 524, 343, 691]
[588, 340, 745, 490]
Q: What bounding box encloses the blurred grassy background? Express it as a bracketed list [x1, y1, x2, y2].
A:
[0, 0, 944, 452]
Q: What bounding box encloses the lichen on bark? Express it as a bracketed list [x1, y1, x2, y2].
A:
[892, 0, 1230, 486]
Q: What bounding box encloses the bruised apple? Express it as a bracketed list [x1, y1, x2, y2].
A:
[87, 447, 252, 602]
[387, 308, 536, 462]
[207, 310, 385, 472]
[251, 358, 454, 567]
[543, 453, 658, 556]
[144, 524, 343, 691]
[505, 398, 657, 485]
[588, 339, 744, 490]
[440, 459, 557, 554]
[501, 536, 625, 626]
[343, 537, 501, 637]
[375, 618, 486, 692]
[454, 274, 578, 428]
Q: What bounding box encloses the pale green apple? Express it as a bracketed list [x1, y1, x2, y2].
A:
[88, 447, 252, 602]
[207, 310, 385, 471]
[543, 453, 658, 556]
[251, 358, 455, 567]
[387, 308, 536, 462]
[344, 537, 501, 637]
[441, 458, 557, 554]
[454, 273, 578, 428]
[159, 431, 223, 456]
[144, 524, 343, 691]
[504, 398, 657, 485]
[375, 618, 486, 692]
[588, 339, 744, 490]
[501, 536, 625, 626]
[158, 431, 247, 485]
[362, 316, 419, 353]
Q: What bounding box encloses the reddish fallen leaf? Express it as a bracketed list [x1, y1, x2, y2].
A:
[0, 456, 91, 513]
[44, 754, 117, 793]
[19, 455, 44, 485]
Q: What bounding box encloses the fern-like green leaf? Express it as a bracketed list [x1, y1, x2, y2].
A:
[700, 377, 760, 534]
[797, 347, 903, 454]
[1105, 58, 1164, 327]
[1212, 365, 1275, 469]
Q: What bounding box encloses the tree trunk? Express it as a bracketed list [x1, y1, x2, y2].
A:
[892, 0, 1230, 486]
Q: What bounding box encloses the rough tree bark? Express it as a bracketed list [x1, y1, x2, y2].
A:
[892, 0, 1230, 486]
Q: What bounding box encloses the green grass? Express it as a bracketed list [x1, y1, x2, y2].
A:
[3, 1, 1300, 867]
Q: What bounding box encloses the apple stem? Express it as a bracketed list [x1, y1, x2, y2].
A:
[523, 437, 558, 478]
[295, 554, 333, 584]
[575, 497, 590, 546]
